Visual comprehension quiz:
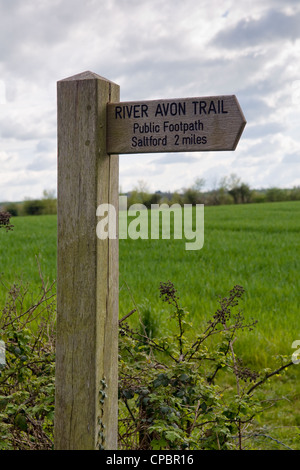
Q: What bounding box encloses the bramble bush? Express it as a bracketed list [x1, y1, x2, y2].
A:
[118, 281, 294, 450]
[0, 213, 55, 449]
[0, 272, 56, 449]
[0, 276, 294, 450]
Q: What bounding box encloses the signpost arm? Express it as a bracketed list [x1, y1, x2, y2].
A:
[55, 71, 120, 450]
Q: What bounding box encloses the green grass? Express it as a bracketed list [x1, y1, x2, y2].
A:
[0, 215, 57, 294]
[119, 201, 300, 367]
[1, 201, 300, 449]
[1, 201, 300, 366]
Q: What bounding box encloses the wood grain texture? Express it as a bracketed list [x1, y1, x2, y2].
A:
[107, 95, 246, 154]
[55, 71, 119, 450]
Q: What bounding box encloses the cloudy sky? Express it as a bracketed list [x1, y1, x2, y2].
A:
[1, 0, 300, 202]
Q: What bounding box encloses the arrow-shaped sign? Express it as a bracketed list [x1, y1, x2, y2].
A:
[107, 95, 246, 154]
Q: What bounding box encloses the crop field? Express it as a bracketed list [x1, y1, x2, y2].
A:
[120, 201, 300, 363]
[1, 201, 299, 361]
[1, 200, 300, 448]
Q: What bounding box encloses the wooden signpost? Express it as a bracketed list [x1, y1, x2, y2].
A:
[55, 72, 119, 450]
[55, 71, 246, 450]
[107, 95, 246, 154]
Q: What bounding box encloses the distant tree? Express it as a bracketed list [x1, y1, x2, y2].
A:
[218, 173, 252, 204]
[22, 199, 45, 216]
[228, 182, 252, 204]
[290, 186, 300, 201]
[143, 192, 161, 209]
[228, 186, 240, 204]
[42, 189, 57, 214]
[251, 190, 267, 204]
[206, 176, 234, 205]
[42, 189, 56, 199]
[182, 188, 203, 205]
[192, 177, 206, 192]
[170, 191, 184, 206]
[126, 180, 163, 208]
[3, 202, 19, 217]
[265, 187, 287, 202]
[239, 183, 252, 203]
[181, 177, 206, 205]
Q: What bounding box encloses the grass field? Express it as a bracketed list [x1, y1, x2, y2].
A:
[1, 200, 300, 448]
[1, 201, 299, 363]
[119, 201, 300, 366]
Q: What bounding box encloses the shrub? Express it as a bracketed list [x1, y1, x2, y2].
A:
[250, 191, 267, 204]
[0, 277, 295, 450]
[265, 187, 288, 202]
[182, 188, 203, 205]
[0, 268, 56, 450]
[118, 282, 294, 450]
[22, 199, 45, 216]
[20, 191, 57, 216]
[3, 203, 19, 217]
[290, 186, 300, 201]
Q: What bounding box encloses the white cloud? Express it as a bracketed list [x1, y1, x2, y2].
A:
[0, 0, 300, 201]
[212, 9, 300, 48]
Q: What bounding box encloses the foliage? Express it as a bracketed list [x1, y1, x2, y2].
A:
[22, 199, 46, 216]
[0, 211, 14, 231]
[22, 191, 57, 216]
[119, 175, 300, 208]
[118, 281, 294, 450]
[3, 179, 300, 218]
[0, 267, 56, 450]
[1, 189, 57, 217]
[0, 271, 296, 450]
[2, 203, 19, 217]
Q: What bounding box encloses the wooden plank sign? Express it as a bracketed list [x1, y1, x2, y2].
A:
[107, 95, 246, 154]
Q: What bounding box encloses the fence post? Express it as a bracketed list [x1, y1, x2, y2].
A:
[55, 71, 120, 450]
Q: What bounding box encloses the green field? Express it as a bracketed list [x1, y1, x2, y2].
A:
[120, 201, 300, 365]
[1, 200, 300, 448]
[1, 201, 299, 363]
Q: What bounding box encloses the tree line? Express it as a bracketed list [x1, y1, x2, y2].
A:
[1, 174, 300, 216]
[124, 174, 300, 209]
[1, 190, 57, 217]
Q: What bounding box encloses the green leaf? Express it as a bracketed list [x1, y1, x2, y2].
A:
[179, 373, 189, 383]
[122, 389, 134, 400]
[151, 438, 168, 450]
[200, 402, 207, 412]
[160, 405, 170, 414]
[165, 430, 182, 442]
[15, 413, 28, 431]
[0, 397, 9, 411]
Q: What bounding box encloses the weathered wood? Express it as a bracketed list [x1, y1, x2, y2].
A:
[55, 71, 119, 450]
[107, 95, 246, 154]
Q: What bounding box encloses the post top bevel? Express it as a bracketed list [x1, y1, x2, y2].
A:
[58, 70, 118, 85]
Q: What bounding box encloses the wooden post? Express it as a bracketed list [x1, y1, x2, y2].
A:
[55, 71, 120, 450]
